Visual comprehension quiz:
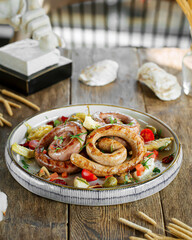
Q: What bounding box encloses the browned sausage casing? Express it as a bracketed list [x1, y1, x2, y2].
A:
[71, 124, 146, 176]
[35, 121, 87, 173]
[92, 112, 140, 133]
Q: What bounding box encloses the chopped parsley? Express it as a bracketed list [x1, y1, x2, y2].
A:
[54, 136, 64, 143]
[153, 167, 161, 174]
[70, 132, 87, 145]
[111, 145, 113, 153]
[79, 142, 89, 151]
[156, 129, 162, 139]
[109, 117, 117, 124]
[21, 159, 29, 170]
[124, 175, 130, 184]
[129, 178, 139, 183]
[158, 143, 169, 151]
[55, 147, 61, 152]
[127, 122, 134, 126]
[54, 120, 62, 127]
[141, 153, 154, 169]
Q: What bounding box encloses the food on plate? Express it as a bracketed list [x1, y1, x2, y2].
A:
[38, 166, 50, 178]
[27, 125, 53, 140]
[92, 112, 140, 133]
[133, 153, 156, 181]
[11, 109, 175, 188]
[145, 137, 173, 151]
[140, 128, 155, 143]
[81, 169, 97, 182]
[74, 177, 90, 188]
[11, 143, 35, 158]
[83, 115, 101, 130]
[103, 176, 118, 188]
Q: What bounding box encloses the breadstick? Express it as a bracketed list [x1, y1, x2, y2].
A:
[0, 119, 4, 127]
[7, 101, 21, 109]
[0, 97, 21, 109]
[0, 116, 12, 127]
[162, 238, 182, 240]
[2, 99, 13, 116]
[147, 232, 162, 239]
[189, 0, 192, 9]
[169, 223, 192, 237]
[167, 226, 191, 240]
[138, 211, 157, 226]
[144, 234, 154, 240]
[129, 237, 146, 240]
[158, 237, 182, 240]
[118, 218, 152, 234]
[1, 89, 40, 111]
[171, 218, 192, 232]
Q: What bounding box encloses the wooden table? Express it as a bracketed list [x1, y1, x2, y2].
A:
[0, 48, 191, 240]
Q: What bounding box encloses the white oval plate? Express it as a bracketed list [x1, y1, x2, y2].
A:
[5, 104, 182, 206]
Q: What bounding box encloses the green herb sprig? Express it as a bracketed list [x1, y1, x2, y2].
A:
[109, 117, 117, 124]
[54, 120, 62, 127]
[79, 142, 89, 151]
[153, 167, 161, 174]
[141, 153, 154, 169]
[70, 132, 87, 145]
[55, 147, 61, 152]
[21, 159, 29, 170]
[54, 136, 64, 143]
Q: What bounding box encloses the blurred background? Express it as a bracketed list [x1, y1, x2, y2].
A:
[0, 0, 190, 49]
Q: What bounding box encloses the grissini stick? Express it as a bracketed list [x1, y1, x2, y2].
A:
[129, 237, 146, 240]
[0, 119, 4, 127]
[0, 97, 21, 109]
[171, 218, 192, 232]
[1, 98, 13, 116]
[147, 232, 161, 239]
[1, 89, 40, 111]
[144, 234, 154, 240]
[168, 223, 192, 238]
[167, 226, 191, 240]
[118, 218, 152, 234]
[138, 211, 157, 226]
[0, 114, 12, 127]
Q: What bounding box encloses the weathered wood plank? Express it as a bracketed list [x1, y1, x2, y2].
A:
[138, 48, 192, 227]
[70, 48, 165, 240]
[0, 77, 70, 239]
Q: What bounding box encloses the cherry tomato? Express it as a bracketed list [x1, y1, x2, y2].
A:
[81, 169, 97, 182]
[153, 150, 159, 158]
[47, 120, 54, 126]
[61, 116, 68, 123]
[140, 129, 155, 143]
[20, 141, 29, 148]
[135, 164, 145, 176]
[28, 140, 39, 150]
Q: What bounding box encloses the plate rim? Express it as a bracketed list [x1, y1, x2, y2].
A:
[6, 103, 181, 191]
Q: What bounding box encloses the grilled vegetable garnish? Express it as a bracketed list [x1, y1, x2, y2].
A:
[145, 137, 173, 151]
[12, 143, 35, 158]
[28, 125, 53, 140]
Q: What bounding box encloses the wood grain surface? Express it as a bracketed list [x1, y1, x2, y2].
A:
[0, 48, 191, 240]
